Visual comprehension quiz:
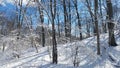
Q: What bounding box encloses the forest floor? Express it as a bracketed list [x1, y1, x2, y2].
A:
[0, 33, 120, 68]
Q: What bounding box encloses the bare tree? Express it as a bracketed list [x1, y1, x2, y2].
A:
[73, 0, 82, 40]
[36, 0, 45, 47]
[106, 0, 117, 46]
[63, 0, 71, 38]
[99, 0, 107, 33]
[94, 0, 100, 55]
[85, 0, 96, 35]
[57, 10, 61, 37]
[50, 0, 58, 64]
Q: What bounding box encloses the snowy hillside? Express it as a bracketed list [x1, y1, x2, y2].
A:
[0, 0, 120, 68]
[0, 33, 120, 68]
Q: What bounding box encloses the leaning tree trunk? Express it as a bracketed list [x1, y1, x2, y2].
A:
[74, 0, 82, 40]
[85, 0, 96, 36]
[106, 0, 117, 46]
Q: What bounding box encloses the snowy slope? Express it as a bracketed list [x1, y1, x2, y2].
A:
[0, 32, 120, 68]
[0, 0, 119, 68]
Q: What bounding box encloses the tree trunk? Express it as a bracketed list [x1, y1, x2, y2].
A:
[85, 0, 96, 36]
[63, 0, 71, 38]
[57, 13, 61, 37]
[106, 0, 117, 46]
[74, 0, 82, 40]
[37, 0, 45, 47]
[40, 1, 45, 47]
[99, 0, 107, 33]
[94, 0, 100, 55]
[68, 0, 71, 41]
[50, 0, 58, 64]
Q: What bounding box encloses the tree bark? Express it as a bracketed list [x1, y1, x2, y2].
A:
[36, 0, 45, 47]
[50, 0, 58, 64]
[94, 0, 100, 55]
[106, 0, 117, 46]
[40, 0, 45, 47]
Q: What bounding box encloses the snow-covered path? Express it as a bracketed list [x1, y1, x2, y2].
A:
[0, 34, 120, 68]
[1, 48, 50, 68]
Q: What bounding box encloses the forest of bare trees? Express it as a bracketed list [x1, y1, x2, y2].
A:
[0, 0, 120, 66]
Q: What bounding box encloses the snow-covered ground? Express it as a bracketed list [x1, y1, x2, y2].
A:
[0, 33, 120, 68]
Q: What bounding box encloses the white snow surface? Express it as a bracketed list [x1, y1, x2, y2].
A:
[0, 33, 120, 68]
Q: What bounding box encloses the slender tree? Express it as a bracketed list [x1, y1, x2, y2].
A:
[36, 0, 45, 47]
[85, 0, 96, 36]
[99, 0, 107, 33]
[17, 0, 23, 35]
[68, 0, 72, 41]
[40, 0, 45, 47]
[63, 0, 71, 38]
[57, 11, 61, 37]
[50, 0, 58, 64]
[94, 0, 100, 55]
[73, 0, 82, 40]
